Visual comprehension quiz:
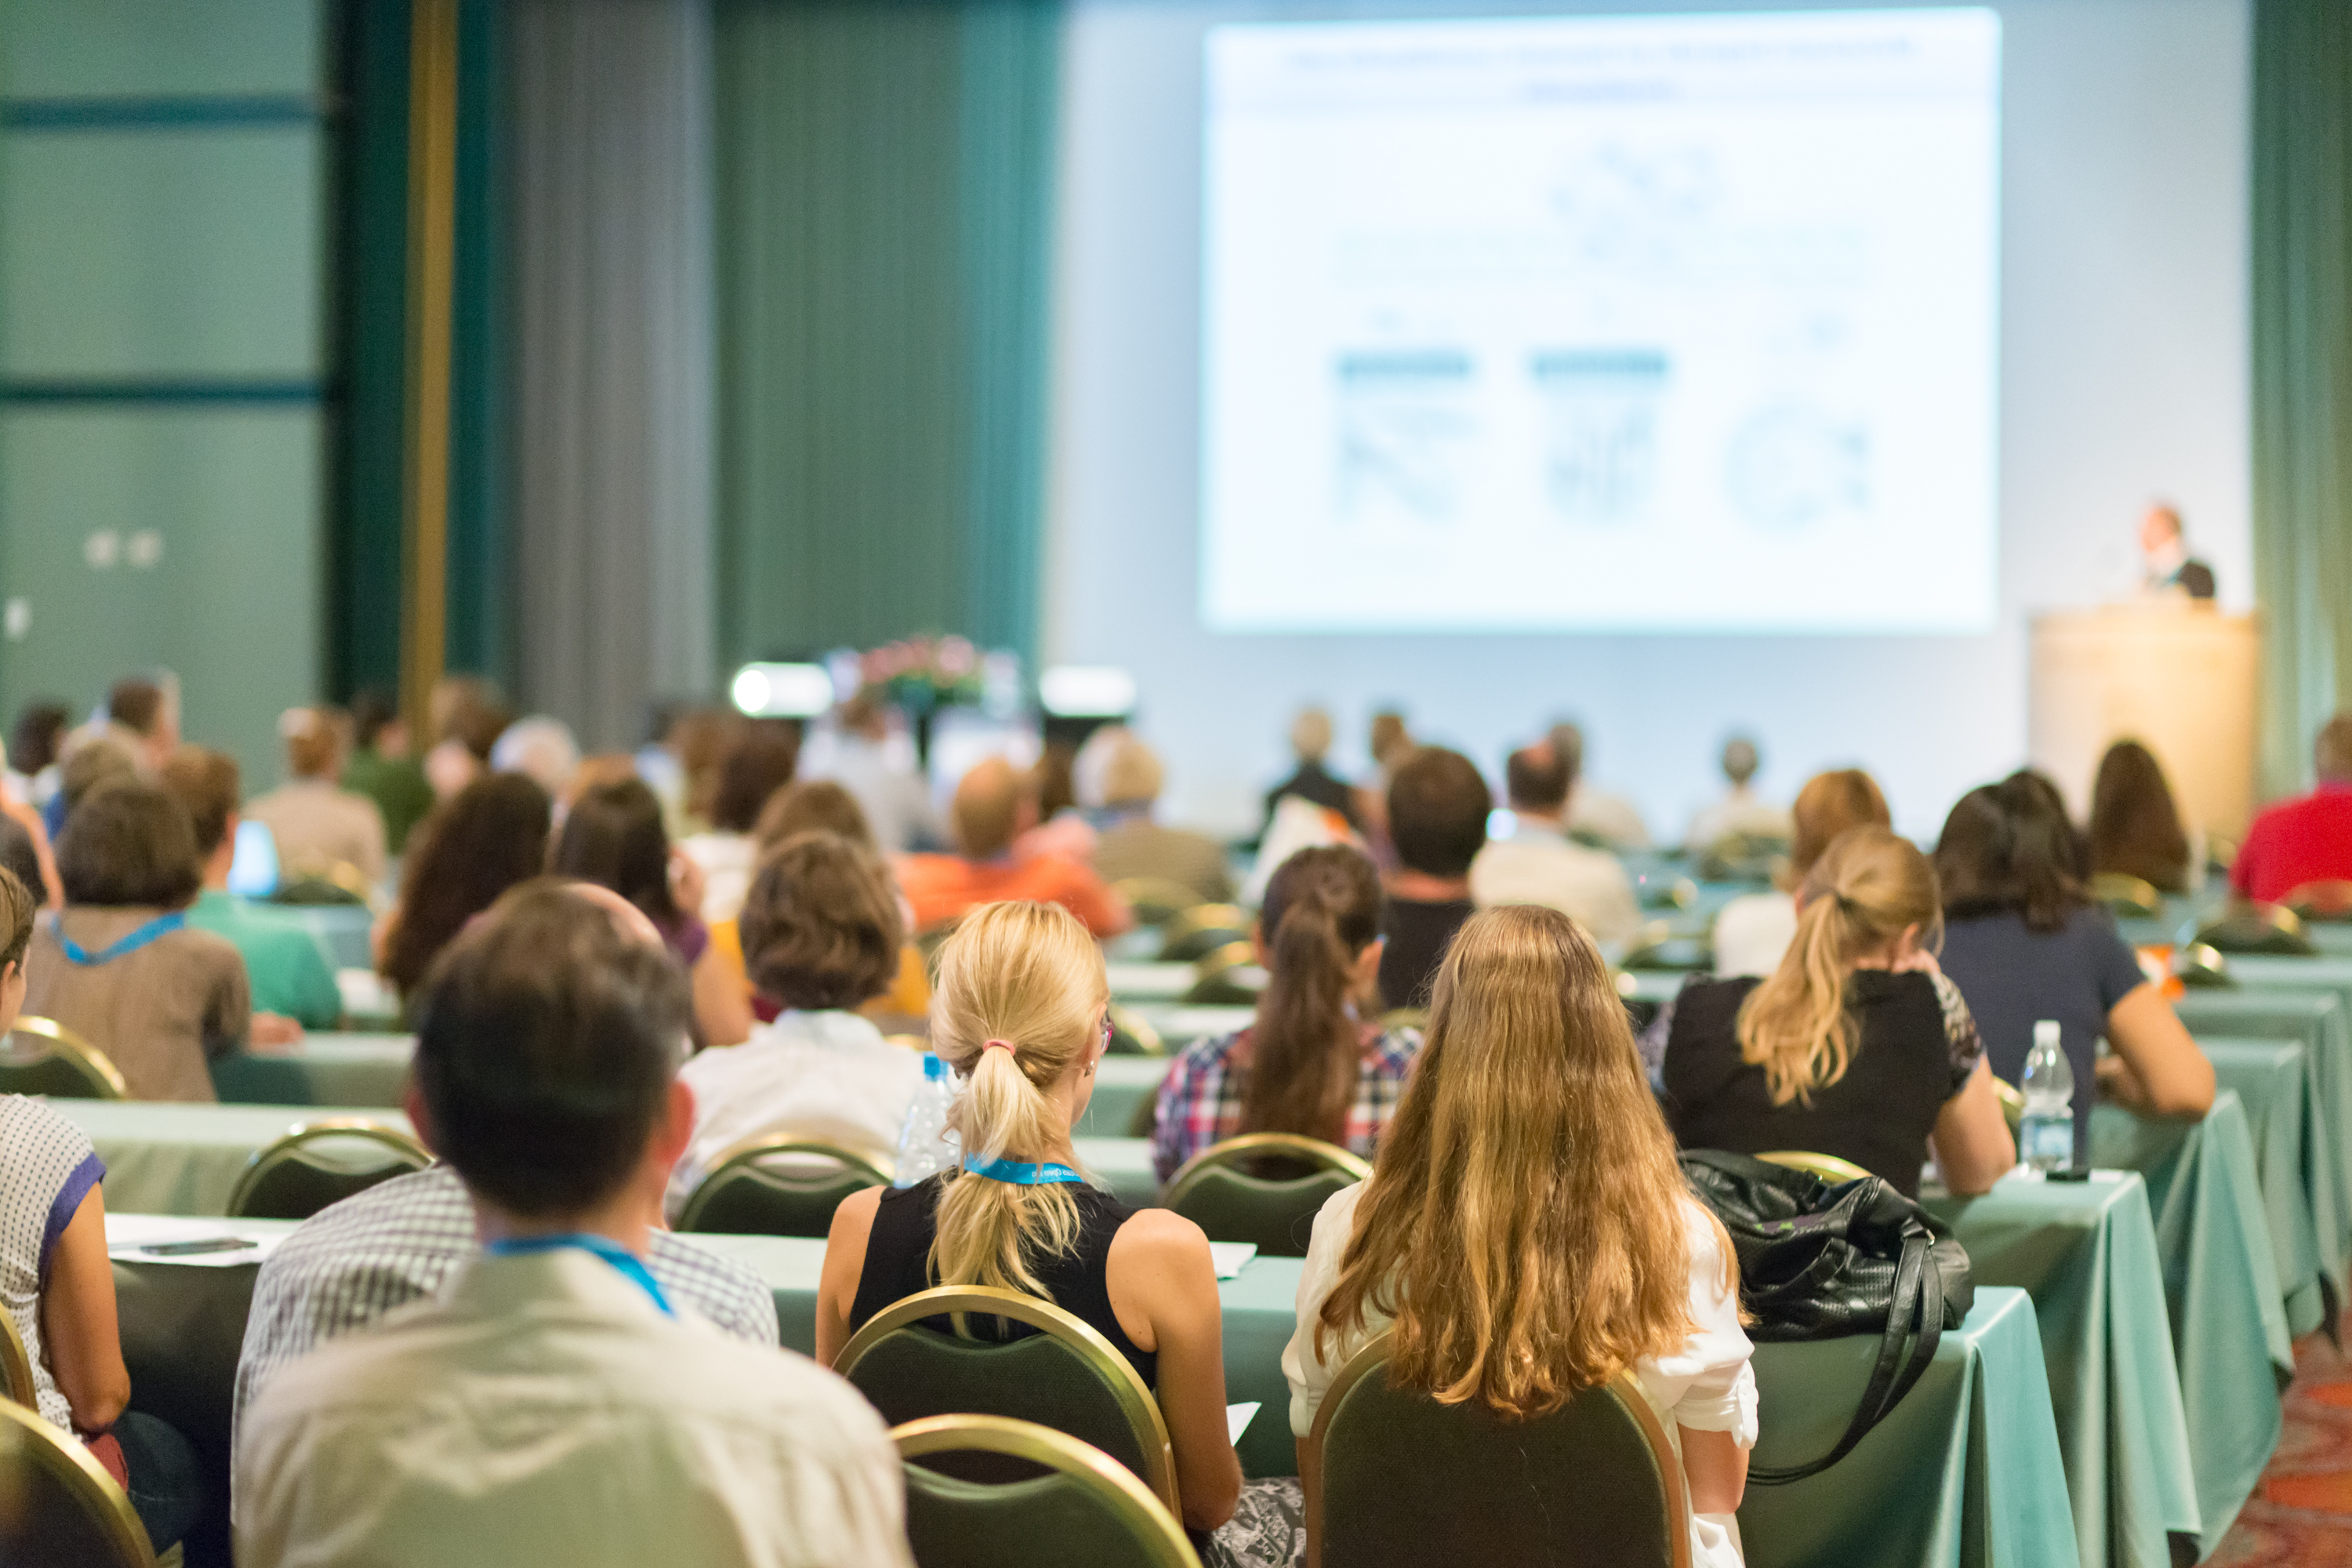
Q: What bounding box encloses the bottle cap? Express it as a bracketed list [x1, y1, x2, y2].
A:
[924, 1053, 947, 1081]
[2034, 1020, 2062, 1050]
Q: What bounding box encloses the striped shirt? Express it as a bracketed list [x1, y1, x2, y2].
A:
[1150, 1025, 1421, 1185]
[231, 1164, 778, 1512]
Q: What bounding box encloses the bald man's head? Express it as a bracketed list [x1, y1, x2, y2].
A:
[952, 757, 1034, 859]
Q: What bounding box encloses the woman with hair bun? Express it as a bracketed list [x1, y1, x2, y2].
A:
[815, 900, 1244, 1536]
[1662, 826, 2015, 1197]
[1151, 845, 1418, 1183]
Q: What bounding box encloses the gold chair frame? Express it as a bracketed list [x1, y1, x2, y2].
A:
[1300, 1330, 1691, 1568]
[1756, 1149, 1874, 1185]
[4, 1016, 129, 1099]
[1107, 1004, 1166, 1058]
[891, 1414, 1200, 1568]
[0, 1298, 35, 1408]
[2193, 900, 2313, 953]
[2089, 873, 2165, 920]
[0, 1397, 158, 1567]
[1377, 1007, 1428, 1033]
[1163, 1133, 1373, 1210]
[225, 1118, 434, 1218]
[1185, 942, 1266, 1005]
[2170, 942, 2233, 989]
[1157, 904, 1250, 962]
[1112, 877, 1210, 927]
[837, 1283, 1180, 1515]
[676, 1134, 894, 1232]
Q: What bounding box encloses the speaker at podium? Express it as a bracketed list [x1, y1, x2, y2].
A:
[2027, 602, 2259, 843]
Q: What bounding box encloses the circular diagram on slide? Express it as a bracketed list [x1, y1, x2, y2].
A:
[1724, 405, 1868, 528]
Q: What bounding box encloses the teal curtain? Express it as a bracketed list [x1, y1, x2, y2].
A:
[713, 0, 1059, 666]
[2252, 0, 2352, 798]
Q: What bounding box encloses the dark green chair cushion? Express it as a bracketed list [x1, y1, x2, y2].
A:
[848, 1328, 1152, 1488]
[1168, 1162, 1355, 1257]
[232, 1152, 423, 1221]
[1320, 1366, 1677, 1568]
[905, 1468, 1165, 1568]
[680, 1163, 873, 1237]
[0, 1056, 112, 1099]
[2192, 914, 2318, 956]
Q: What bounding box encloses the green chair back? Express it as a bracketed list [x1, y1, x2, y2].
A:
[0, 1018, 128, 1100]
[1696, 833, 1788, 885]
[1620, 924, 1713, 974]
[1107, 1005, 1166, 1058]
[1163, 1134, 1373, 1258]
[2284, 880, 2352, 923]
[895, 1415, 1199, 1568]
[1307, 1333, 1690, 1568]
[227, 1119, 434, 1221]
[837, 1285, 1178, 1512]
[1183, 942, 1267, 1007]
[1158, 905, 1251, 963]
[2089, 872, 2165, 920]
[2170, 942, 2234, 989]
[2191, 902, 2318, 957]
[0, 1399, 157, 1567]
[1113, 878, 1209, 928]
[677, 1137, 892, 1236]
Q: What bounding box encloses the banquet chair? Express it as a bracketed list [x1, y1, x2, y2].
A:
[893, 1415, 1199, 1568]
[269, 859, 372, 908]
[677, 1135, 892, 1236]
[1756, 1149, 1874, 1185]
[1697, 832, 1788, 885]
[0, 1299, 34, 1406]
[1184, 942, 1266, 1007]
[1303, 1330, 1689, 1568]
[2285, 880, 2352, 922]
[2190, 902, 2318, 957]
[1158, 905, 1250, 964]
[1114, 878, 1209, 928]
[837, 1284, 1179, 1513]
[0, 1017, 129, 1100]
[1621, 924, 1714, 974]
[227, 1119, 433, 1221]
[2169, 942, 2234, 989]
[1163, 1134, 1372, 1258]
[0, 1398, 158, 1568]
[1107, 1005, 1165, 1058]
[2090, 873, 2165, 920]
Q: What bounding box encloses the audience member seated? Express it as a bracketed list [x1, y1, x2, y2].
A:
[1083, 730, 1236, 904]
[421, 675, 512, 803]
[668, 833, 924, 1218]
[376, 772, 552, 1000]
[680, 720, 800, 924]
[898, 757, 1132, 938]
[1262, 706, 1359, 833]
[249, 706, 388, 890]
[803, 690, 940, 854]
[1936, 775, 2216, 1167]
[1468, 742, 1642, 945]
[1711, 769, 1892, 978]
[1152, 846, 1419, 1182]
[237, 880, 906, 1567]
[0, 866, 206, 1554]
[9, 699, 70, 811]
[550, 776, 737, 1045]
[1683, 735, 1794, 855]
[1377, 747, 1489, 1009]
[162, 746, 341, 1033]
[341, 688, 437, 854]
[2087, 739, 2198, 895]
[1660, 829, 2014, 1198]
[24, 782, 251, 1100]
[489, 713, 584, 800]
[2232, 712, 2352, 905]
[45, 731, 139, 844]
[100, 674, 180, 775]
[0, 815, 46, 907]
[815, 900, 1243, 1537]
[1550, 720, 1652, 849]
[1283, 906, 1754, 1568]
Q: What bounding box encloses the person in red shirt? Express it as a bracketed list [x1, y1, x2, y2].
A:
[2232, 713, 2352, 905]
[895, 757, 1133, 938]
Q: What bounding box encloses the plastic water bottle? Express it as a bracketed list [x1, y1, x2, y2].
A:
[893, 1054, 961, 1188]
[2019, 1020, 2075, 1175]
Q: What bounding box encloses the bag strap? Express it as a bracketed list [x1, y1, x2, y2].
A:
[1748, 1227, 1942, 1484]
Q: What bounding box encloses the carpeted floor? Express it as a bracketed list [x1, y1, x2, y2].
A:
[2208, 1327, 2352, 1564]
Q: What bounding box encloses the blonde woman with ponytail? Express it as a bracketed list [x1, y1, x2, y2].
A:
[815, 901, 1245, 1537]
[1661, 827, 2015, 1197]
[1150, 845, 1418, 1183]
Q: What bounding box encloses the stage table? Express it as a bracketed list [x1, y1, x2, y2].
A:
[209, 1033, 414, 1109]
[114, 1218, 2072, 1568]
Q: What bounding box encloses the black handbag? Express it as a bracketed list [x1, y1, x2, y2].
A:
[1678, 1149, 1973, 1483]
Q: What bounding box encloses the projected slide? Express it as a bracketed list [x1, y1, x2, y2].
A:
[1200, 9, 2001, 633]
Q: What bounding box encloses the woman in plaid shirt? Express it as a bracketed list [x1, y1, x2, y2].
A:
[1152, 847, 1422, 1183]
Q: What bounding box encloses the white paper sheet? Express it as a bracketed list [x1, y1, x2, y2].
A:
[1227, 1402, 1261, 1446]
[105, 1214, 283, 1267]
[1209, 1242, 1258, 1279]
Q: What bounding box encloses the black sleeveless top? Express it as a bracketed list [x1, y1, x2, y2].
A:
[848, 1174, 1157, 1388]
[1662, 971, 1972, 1200]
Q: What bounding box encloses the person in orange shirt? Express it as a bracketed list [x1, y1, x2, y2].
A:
[896, 757, 1133, 938]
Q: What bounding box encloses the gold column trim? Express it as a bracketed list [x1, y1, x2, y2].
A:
[400, 0, 460, 741]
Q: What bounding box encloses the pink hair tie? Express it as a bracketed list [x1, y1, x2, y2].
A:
[982, 1038, 1016, 1055]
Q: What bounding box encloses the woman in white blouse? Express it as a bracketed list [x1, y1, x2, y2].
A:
[1283, 904, 1758, 1568]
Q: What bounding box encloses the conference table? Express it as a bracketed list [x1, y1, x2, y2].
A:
[109, 1212, 2077, 1568]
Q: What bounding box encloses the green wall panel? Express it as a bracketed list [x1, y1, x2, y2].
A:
[0, 0, 321, 100]
[0, 408, 322, 784]
[0, 128, 321, 379]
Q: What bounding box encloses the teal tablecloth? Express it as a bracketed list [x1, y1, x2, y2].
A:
[210, 1033, 414, 1109]
[1926, 1171, 2198, 1568]
[2176, 987, 2352, 1275]
[2194, 1039, 2332, 1334]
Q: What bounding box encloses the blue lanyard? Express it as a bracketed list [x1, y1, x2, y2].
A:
[482, 1233, 676, 1317]
[964, 1156, 1086, 1186]
[53, 912, 184, 967]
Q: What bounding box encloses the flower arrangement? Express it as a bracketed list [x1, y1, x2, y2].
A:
[858, 635, 985, 761]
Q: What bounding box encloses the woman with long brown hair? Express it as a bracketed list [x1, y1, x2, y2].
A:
[1150, 845, 1418, 1182]
[1663, 828, 2014, 1197]
[1285, 905, 1756, 1567]
[2086, 739, 2197, 893]
[1711, 767, 1890, 976]
[815, 901, 1243, 1536]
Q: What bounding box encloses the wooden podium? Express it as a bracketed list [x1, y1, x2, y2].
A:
[2027, 605, 2259, 841]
